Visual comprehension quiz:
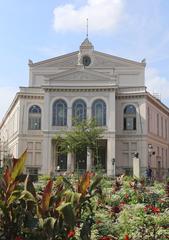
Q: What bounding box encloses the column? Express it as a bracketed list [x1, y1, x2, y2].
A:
[41, 135, 52, 175]
[67, 105, 72, 129]
[87, 148, 92, 171]
[67, 152, 74, 172]
[107, 137, 115, 176]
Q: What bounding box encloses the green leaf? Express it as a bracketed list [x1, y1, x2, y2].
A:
[11, 150, 27, 182]
[63, 176, 75, 192]
[7, 190, 21, 206]
[43, 217, 56, 235]
[24, 174, 37, 198]
[89, 176, 102, 194]
[19, 190, 36, 202]
[56, 202, 75, 228]
[41, 179, 53, 213]
[71, 192, 81, 206]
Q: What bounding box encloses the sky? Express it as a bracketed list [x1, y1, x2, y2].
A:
[1, 0, 169, 121]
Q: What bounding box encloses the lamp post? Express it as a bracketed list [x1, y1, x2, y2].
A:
[112, 158, 115, 178]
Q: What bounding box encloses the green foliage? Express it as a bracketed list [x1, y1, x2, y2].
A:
[0, 153, 102, 240]
[54, 119, 104, 154]
[0, 153, 169, 240]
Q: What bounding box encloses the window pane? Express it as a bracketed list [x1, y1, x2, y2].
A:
[124, 105, 136, 114]
[53, 100, 67, 126]
[92, 99, 106, 126]
[72, 99, 86, 125]
[126, 117, 133, 130]
[123, 105, 136, 130]
[28, 105, 41, 130]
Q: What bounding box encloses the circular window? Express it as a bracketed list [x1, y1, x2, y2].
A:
[82, 55, 91, 66]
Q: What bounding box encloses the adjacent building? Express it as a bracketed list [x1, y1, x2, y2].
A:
[0, 38, 169, 177]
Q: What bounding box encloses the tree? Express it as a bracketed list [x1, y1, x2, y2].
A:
[54, 119, 105, 166]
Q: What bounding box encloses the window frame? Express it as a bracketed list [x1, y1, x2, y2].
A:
[72, 99, 87, 125]
[92, 99, 106, 126]
[52, 99, 67, 126]
[28, 105, 41, 130]
[123, 105, 136, 131]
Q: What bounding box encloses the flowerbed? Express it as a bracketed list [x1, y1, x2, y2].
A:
[0, 152, 169, 239]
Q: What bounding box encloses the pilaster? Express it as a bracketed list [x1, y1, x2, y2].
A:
[107, 137, 115, 176]
[42, 135, 52, 174]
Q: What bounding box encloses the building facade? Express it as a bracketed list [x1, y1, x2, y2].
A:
[0, 38, 169, 177]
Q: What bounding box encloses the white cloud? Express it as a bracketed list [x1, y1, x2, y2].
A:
[0, 87, 18, 122]
[145, 68, 169, 100]
[53, 0, 124, 33]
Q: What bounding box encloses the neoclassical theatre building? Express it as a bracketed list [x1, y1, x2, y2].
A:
[0, 38, 169, 177]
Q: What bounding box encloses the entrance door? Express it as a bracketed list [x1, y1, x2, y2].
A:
[94, 140, 107, 170]
[57, 146, 67, 171]
[75, 149, 87, 172]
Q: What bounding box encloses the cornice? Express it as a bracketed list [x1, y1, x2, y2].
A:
[19, 94, 44, 100]
[146, 92, 169, 115]
[147, 133, 169, 145]
[43, 86, 117, 92]
[116, 94, 146, 100]
[116, 134, 147, 139]
[94, 51, 145, 67]
[0, 93, 44, 129]
[29, 51, 79, 67]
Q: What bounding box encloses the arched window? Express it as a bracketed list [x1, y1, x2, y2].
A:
[124, 105, 136, 130]
[53, 99, 67, 126]
[28, 105, 41, 130]
[92, 99, 106, 126]
[72, 99, 87, 125]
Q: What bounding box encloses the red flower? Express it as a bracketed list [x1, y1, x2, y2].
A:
[112, 206, 121, 213]
[96, 220, 102, 224]
[124, 234, 130, 240]
[144, 205, 160, 214]
[67, 229, 75, 238]
[120, 201, 126, 207]
[98, 236, 113, 240]
[152, 206, 160, 214]
[125, 194, 129, 199]
[15, 237, 24, 240]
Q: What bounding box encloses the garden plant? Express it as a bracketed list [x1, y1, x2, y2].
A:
[0, 151, 169, 239]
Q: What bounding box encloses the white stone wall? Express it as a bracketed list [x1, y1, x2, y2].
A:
[1, 40, 169, 177]
[0, 99, 20, 159]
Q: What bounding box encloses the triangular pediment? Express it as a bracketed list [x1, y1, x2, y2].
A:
[48, 68, 112, 81]
[44, 68, 116, 87]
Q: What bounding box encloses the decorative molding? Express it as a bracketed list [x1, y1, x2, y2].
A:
[116, 94, 145, 100]
[43, 87, 116, 93]
[94, 51, 145, 67]
[30, 51, 79, 67]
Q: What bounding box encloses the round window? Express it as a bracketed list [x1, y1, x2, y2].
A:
[82, 55, 91, 66]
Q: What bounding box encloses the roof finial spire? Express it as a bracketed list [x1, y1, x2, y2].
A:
[86, 18, 88, 38]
